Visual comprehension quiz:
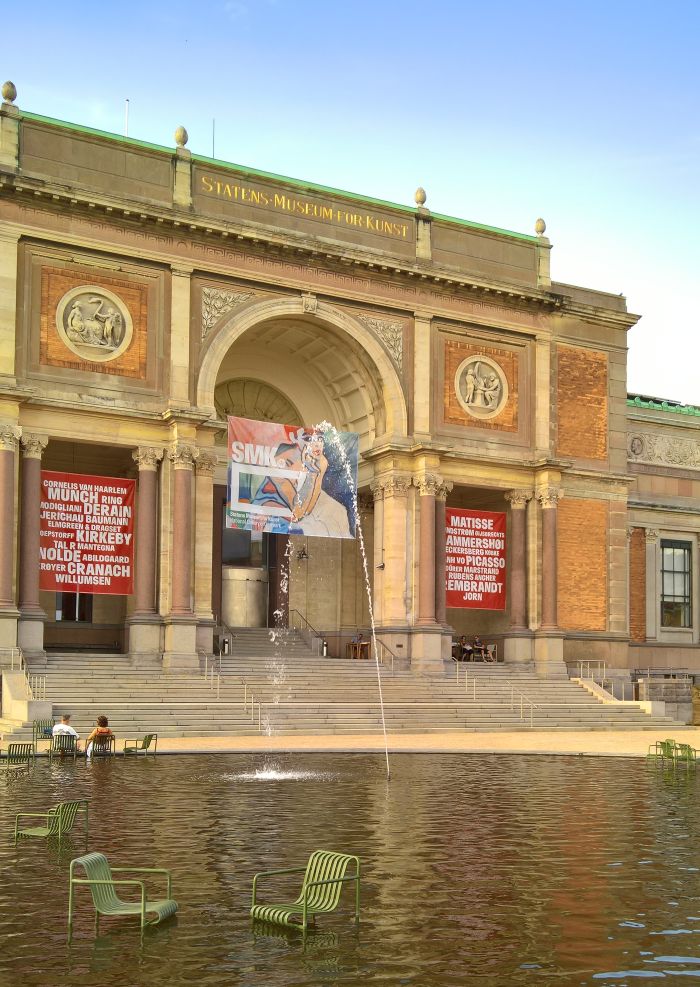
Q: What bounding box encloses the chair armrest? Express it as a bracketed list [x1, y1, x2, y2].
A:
[15, 812, 50, 822]
[251, 865, 308, 907]
[110, 867, 172, 898]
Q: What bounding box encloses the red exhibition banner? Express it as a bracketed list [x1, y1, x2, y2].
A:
[445, 508, 506, 610]
[39, 471, 135, 595]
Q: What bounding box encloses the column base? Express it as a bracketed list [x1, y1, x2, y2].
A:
[196, 616, 216, 655]
[162, 616, 199, 672]
[503, 632, 534, 664]
[0, 607, 19, 660]
[127, 616, 163, 659]
[17, 609, 46, 658]
[411, 628, 450, 671]
[534, 631, 568, 677]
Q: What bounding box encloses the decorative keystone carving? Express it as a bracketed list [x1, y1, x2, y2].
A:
[196, 451, 218, 476]
[301, 292, 318, 314]
[133, 446, 164, 471]
[20, 434, 48, 459]
[357, 314, 404, 371]
[414, 473, 442, 497]
[505, 489, 533, 510]
[201, 286, 254, 339]
[535, 486, 563, 509]
[436, 480, 453, 502]
[169, 444, 199, 469]
[644, 528, 659, 544]
[0, 424, 21, 452]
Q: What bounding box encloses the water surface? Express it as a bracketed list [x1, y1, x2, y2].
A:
[1, 753, 699, 986]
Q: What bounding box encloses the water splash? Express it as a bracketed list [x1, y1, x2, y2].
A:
[316, 419, 391, 780]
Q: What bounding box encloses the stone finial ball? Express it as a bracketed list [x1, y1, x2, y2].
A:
[1, 81, 17, 103]
[174, 126, 189, 148]
[414, 187, 427, 207]
[535, 217, 546, 235]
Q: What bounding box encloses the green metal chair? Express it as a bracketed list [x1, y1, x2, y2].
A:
[68, 852, 178, 933]
[0, 742, 35, 774]
[32, 719, 57, 747]
[648, 738, 678, 762]
[674, 742, 698, 765]
[89, 735, 115, 758]
[49, 734, 79, 762]
[251, 850, 360, 933]
[15, 799, 88, 845]
[124, 734, 158, 756]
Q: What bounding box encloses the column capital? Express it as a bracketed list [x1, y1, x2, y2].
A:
[20, 433, 48, 459]
[0, 424, 21, 452]
[374, 474, 411, 498]
[436, 480, 453, 502]
[169, 444, 199, 470]
[505, 488, 533, 510]
[413, 472, 442, 497]
[133, 446, 165, 472]
[644, 528, 659, 544]
[196, 451, 218, 476]
[535, 486, 563, 509]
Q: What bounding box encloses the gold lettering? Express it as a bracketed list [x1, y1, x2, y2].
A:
[201, 175, 213, 192]
[241, 187, 250, 202]
[274, 193, 288, 210]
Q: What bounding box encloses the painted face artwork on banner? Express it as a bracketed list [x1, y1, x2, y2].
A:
[445, 508, 507, 610]
[227, 417, 359, 539]
[39, 471, 135, 595]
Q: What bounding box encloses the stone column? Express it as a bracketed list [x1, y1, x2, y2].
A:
[170, 444, 198, 615]
[0, 426, 20, 650]
[435, 481, 453, 626]
[644, 529, 659, 642]
[377, 474, 411, 627]
[132, 447, 163, 615]
[370, 480, 385, 625]
[17, 434, 48, 654]
[416, 474, 441, 626]
[504, 489, 532, 631]
[536, 486, 562, 631]
[194, 450, 217, 654]
[163, 443, 199, 671]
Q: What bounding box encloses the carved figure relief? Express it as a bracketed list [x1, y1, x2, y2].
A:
[55, 286, 133, 362]
[628, 430, 700, 470]
[454, 355, 508, 420]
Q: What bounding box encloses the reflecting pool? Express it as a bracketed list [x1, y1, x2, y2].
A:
[2, 753, 700, 986]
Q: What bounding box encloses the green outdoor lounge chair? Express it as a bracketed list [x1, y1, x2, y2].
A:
[49, 734, 79, 762]
[0, 743, 35, 774]
[124, 734, 158, 756]
[88, 735, 115, 758]
[15, 799, 88, 844]
[648, 738, 678, 762]
[68, 852, 178, 933]
[32, 719, 57, 747]
[674, 742, 698, 765]
[251, 850, 360, 933]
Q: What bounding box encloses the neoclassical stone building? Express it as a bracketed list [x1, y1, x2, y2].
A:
[0, 81, 698, 674]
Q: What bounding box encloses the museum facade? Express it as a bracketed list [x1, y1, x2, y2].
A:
[0, 81, 698, 675]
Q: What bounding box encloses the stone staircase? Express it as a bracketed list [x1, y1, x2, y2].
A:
[0, 627, 684, 741]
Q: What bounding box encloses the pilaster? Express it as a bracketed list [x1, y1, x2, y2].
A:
[18, 433, 48, 656]
[169, 265, 193, 409]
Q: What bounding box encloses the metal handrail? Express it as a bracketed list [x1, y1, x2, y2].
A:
[288, 609, 321, 638]
[507, 683, 541, 728]
[242, 682, 262, 731]
[1, 647, 46, 700]
[288, 610, 324, 654]
[577, 659, 606, 682]
[374, 639, 398, 675]
[199, 650, 221, 700]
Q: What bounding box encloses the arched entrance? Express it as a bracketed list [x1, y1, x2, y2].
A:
[198, 297, 407, 645]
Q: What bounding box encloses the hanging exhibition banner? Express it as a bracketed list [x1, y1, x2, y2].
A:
[39, 471, 135, 595]
[227, 416, 358, 539]
[445, 507, 506, 610]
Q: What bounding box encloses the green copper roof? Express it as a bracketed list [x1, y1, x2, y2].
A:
[20, 110, 538, 244]
[627, 394, 700, 417]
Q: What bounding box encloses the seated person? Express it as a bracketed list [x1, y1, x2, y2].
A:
[85, 715, 114, 758]
[52, 713, 81, 751]
[472, 635, 486, 660]
[458, 635, 473, 661]
[351, 631, 364, 645]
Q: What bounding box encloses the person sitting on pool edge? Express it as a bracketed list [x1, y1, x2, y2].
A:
[52, 713, 81, 753]
[85, 715, 114, 758]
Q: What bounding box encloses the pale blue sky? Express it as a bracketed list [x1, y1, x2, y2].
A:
[3, 0, 699, 401]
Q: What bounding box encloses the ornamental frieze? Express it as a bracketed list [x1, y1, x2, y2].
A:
[628, 431, 700, 470]
[201, 286, 255, 339]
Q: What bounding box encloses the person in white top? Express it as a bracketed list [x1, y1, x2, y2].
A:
[52, 714, 81, 750]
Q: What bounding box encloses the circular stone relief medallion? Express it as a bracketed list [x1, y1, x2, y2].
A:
[454, 355, 509, 420]
[55, 286, 133, 363]
[628, 434, 646, 458]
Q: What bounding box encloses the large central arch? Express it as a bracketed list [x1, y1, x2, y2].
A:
[196, 296, 408, 442]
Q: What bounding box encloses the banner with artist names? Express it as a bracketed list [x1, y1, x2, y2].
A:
[446, 507, 506, 610]
[39, 470, 135, 595]
[227, 417, 358, 539]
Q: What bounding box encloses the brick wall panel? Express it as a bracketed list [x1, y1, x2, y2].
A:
[629, 527, 646, 642]
[557, 345, 608, 460]
[557, 498, 608, 631]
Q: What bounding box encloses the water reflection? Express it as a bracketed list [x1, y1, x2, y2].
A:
[2, 753, 700, 986]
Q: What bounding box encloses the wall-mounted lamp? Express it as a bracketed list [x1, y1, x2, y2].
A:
[296, 547, 309, 561]
[375, 562, 385, 570]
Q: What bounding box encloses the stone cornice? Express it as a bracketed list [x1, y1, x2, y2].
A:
[0, 170, 562, 313]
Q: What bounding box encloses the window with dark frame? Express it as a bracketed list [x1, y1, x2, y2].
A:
[55, 593, 93, 623]
[660, 539, 692, 628]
